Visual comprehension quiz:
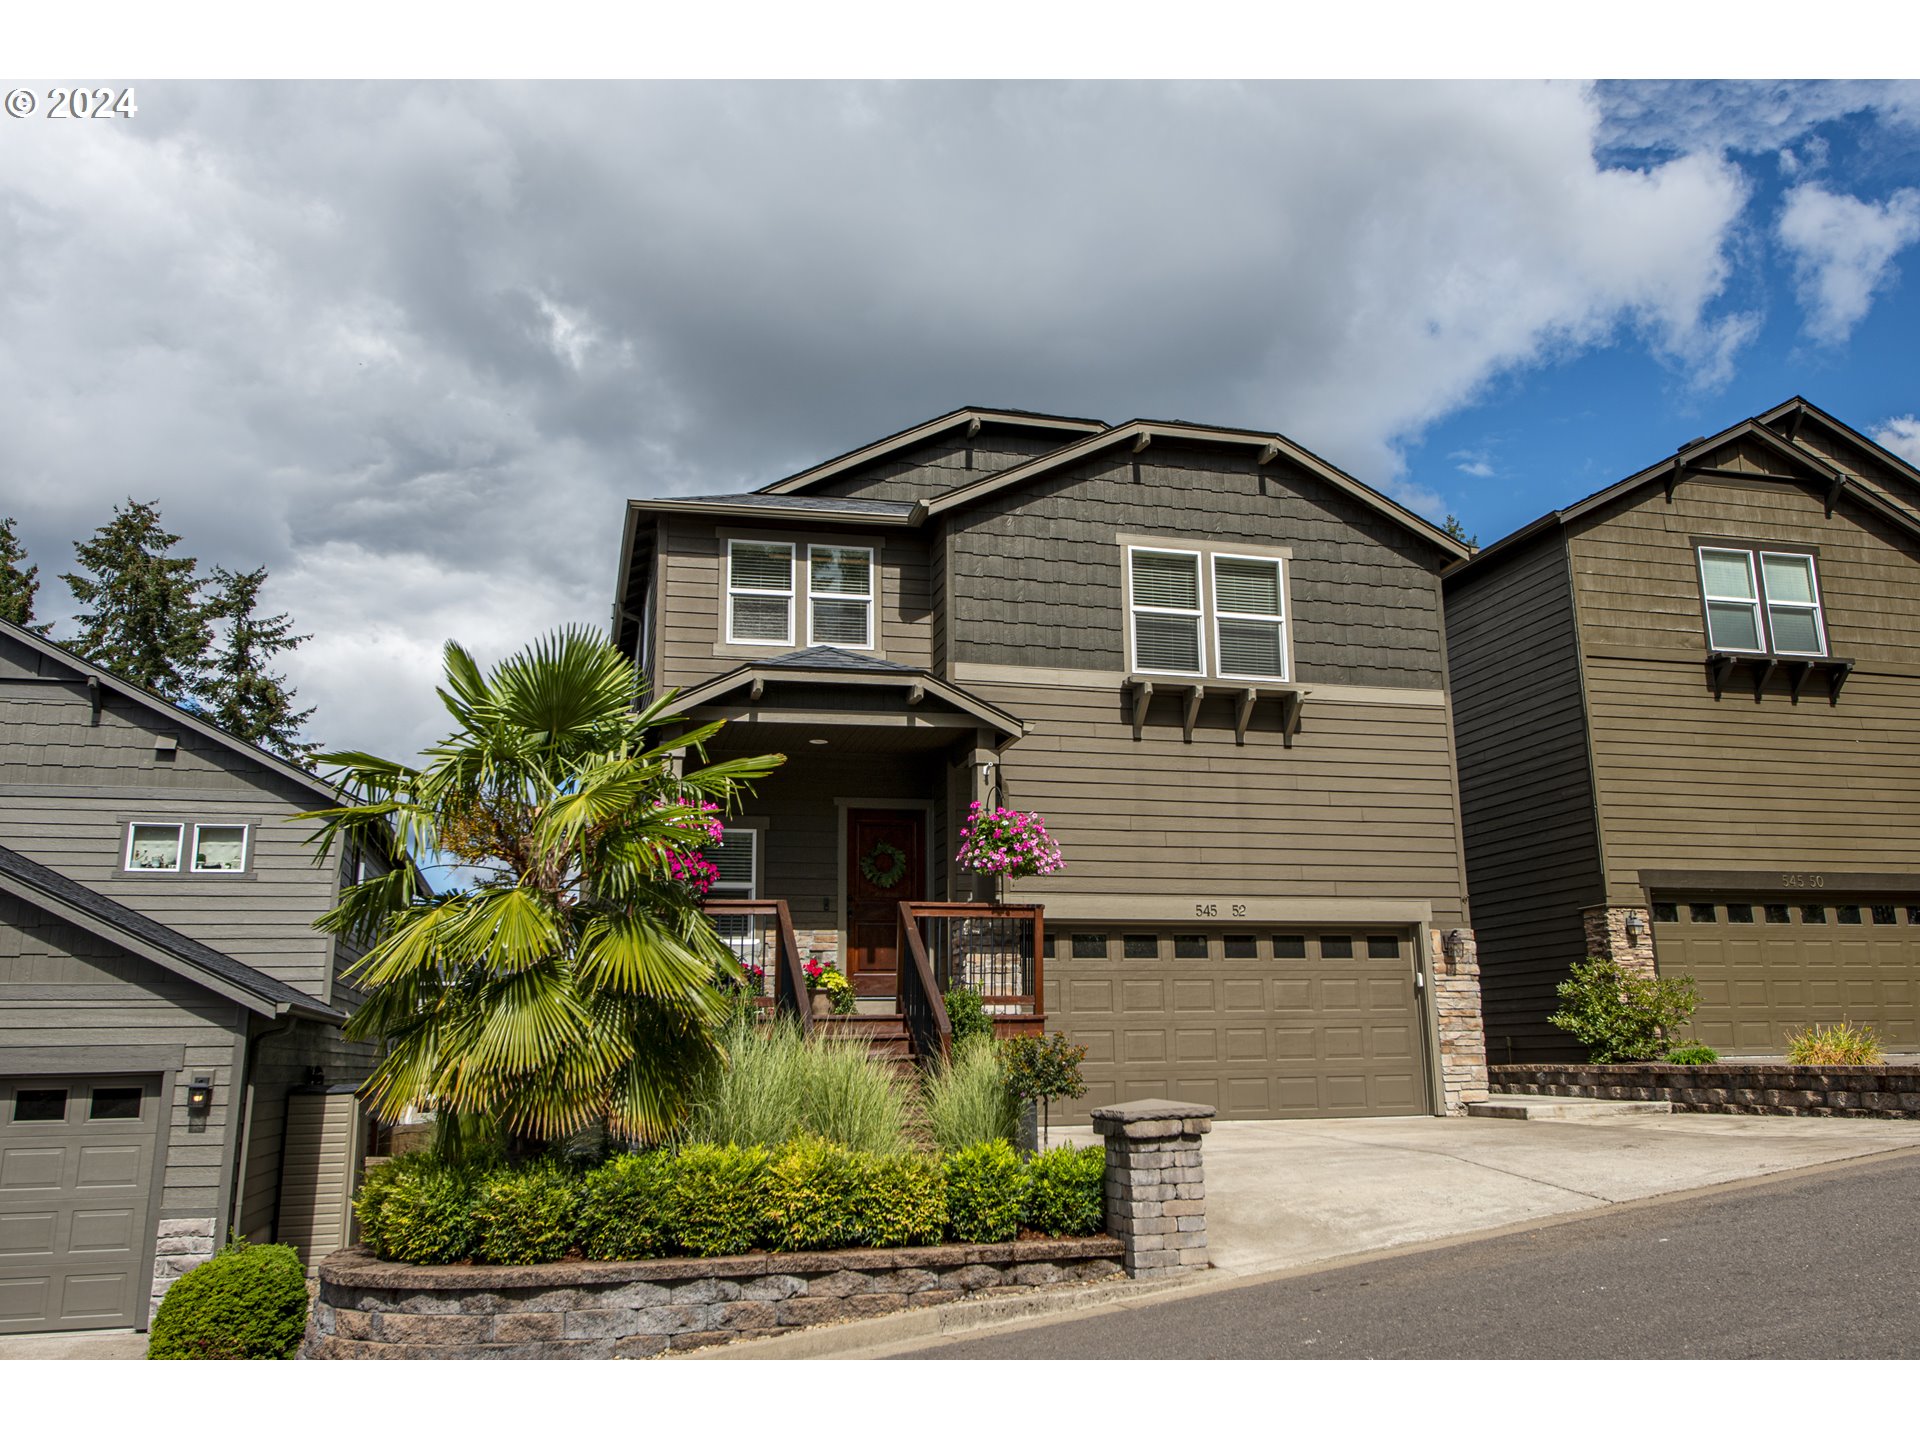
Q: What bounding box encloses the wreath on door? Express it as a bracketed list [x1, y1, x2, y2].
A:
[860, 840, 909, 889]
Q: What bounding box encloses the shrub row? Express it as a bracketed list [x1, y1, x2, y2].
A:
[147, 1241, 308, 1360]
[356, 1139, 1105, 1266]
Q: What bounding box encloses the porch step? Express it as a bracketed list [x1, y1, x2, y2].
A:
[815, 1014, 915, 1062]
[1468, 1095, 1674, 1122]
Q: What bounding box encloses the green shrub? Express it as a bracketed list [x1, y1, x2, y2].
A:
[1547, 957, 1699, 1062]
[680, 1019, 911, 1153]
[923, 1035, 1020, 1151]
[855, 1149, 946, 1248]
[147, 1241, 308, 1359]
[470, 1164, 581, 1265]
[943, 1139, 1028, 1243]
[1664, 1044, 1720, 1065]
[578, 1150, 677, 1261]
[358, 1155, 478, 1264]
[1786, 1020, 1884, 1065]
[944, 986, 994, 1048]
[669, 1144, 770, 1256]
[1023, 1144, 1105, 1236]
[764, 1136, 865, 1251]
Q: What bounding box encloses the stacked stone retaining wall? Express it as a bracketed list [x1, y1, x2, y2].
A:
[1493, 1063, 1920, 1119]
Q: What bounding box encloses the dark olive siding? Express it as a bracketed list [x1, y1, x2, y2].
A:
[0, 892, 244, 1224]
[1570, 457, 1920, 900]
[655, 518, 933, 690]
[806, 430, 1068, 504]
[235, 1019, 376, 1242]
[1443, 532, 1603, 1062]
[945, 441, 1449, 689]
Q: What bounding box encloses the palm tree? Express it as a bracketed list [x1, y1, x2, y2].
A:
[301, 627, 782, 1144]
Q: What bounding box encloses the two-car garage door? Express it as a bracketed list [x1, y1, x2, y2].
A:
[0, 1075, 160, 1334]
[1043, 927, 1429, 1122]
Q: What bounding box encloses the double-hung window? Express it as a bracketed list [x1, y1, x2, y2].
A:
[808, 545, 874, 649]
[1129, 548, 1204, 675]
[708, 828, 758, 898]
[727, 540, 795, 645]
[1213, 554, 1289, 681]
[1697, 545, 1827, 657]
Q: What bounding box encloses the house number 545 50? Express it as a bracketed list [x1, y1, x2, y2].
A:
[1194, 903, 1249, 917]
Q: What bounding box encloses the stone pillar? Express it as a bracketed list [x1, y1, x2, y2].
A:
[150, 1216, 217, 1319]
[1581, 904, 1657, 982]
[1434, 927, 1490, 1114]
[1091, 1100, 1214, 1279]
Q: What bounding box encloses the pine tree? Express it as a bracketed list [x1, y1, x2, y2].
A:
[202, 565, 317, 761]
[63, 500, 212, 696]
[0, 518, 42, 630]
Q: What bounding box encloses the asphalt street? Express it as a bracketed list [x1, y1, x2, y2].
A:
[897, 1150, 1920, 1360]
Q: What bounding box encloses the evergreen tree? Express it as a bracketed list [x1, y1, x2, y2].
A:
[1443, 513, 1479, 549]
[62, 499, 212, 697]
[0, 518, 42, 630]
[203, 565, 317, 762]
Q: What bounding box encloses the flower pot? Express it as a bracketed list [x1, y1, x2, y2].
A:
[810, 992, 833, 1019]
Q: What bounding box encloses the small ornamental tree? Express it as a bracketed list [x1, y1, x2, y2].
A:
[1548, 956, 1699, 1062]
[954, 802, 1064, 879]
[1002, 1031, 1088, 1147]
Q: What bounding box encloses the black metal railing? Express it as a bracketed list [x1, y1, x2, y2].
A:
[703, 898, 812, 1035]
[906, 902, 1045, 1015]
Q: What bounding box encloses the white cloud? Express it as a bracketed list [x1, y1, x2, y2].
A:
[1873, 416, 1920, 467]
[1777, 183, 1920, 344]
[1450, 449, 1495, 478]
[0, 81, 1777, 761]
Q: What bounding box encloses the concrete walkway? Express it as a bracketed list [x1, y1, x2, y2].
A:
[1070, 1110, 1920, 1277]
[0, 1329, 146, 1360]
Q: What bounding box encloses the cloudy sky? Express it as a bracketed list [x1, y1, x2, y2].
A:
[3, 77, 1919, 762]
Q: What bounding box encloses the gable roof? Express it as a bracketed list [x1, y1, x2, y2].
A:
[1759, 395, 1920, 510]
[916, 418, 1472, 561]
[756, 407, 1109, 496]
[626, 493, 919, 526]
[671, 649, 1025, 737]
[0, 617, 341, 809]
[1448, 402, 1920, 584]
[0, 843, 343, 1021]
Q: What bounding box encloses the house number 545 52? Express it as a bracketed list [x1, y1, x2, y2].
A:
[1194, 903, 1249, 917]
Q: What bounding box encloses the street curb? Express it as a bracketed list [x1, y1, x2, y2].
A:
[666, 1273, 1200, 1360]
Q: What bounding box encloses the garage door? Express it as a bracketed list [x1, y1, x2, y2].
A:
[1043, 928, 1429, 1122]
[1654, 898, 1920, 1054]
[0, 1075, 161, 1334]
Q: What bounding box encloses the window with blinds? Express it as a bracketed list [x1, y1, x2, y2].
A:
[727, 540, 795, 644]
[1130, 547, 1204, 674]
[709, 828, 757, 897]
[808, 544, 874, 649]
[1696, 544, 1827, 657]
[1213, 554, 1287, 680]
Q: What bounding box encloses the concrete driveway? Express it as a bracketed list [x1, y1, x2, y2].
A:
[1124, 1111, 1920, 1277]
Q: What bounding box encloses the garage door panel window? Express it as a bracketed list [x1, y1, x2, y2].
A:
[1172, 934, 1208, 959]
[1223, 934, 1257, 959]
[1366, 935, 1401, 958]
[1069, 932, 1108, 959]
[1272, 935, 1307, 959]
[87, 1089, 141, 1122]
[11, 1090, 67, 1123]
[1122, 934, 1159, 960]
[1320, 935, 1353, 959]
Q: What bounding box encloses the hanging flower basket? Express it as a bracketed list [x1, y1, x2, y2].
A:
[954, 802, 1064, 879]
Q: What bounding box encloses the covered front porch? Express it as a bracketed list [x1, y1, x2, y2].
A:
[671, 647, 1046, 1063]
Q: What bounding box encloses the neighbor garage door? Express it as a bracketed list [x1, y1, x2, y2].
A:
[1653, 897, 1920, 1054]
[1043, 928, 1429, 1122]
[0, 1075, 161, 1334]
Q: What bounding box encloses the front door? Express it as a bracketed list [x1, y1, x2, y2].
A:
[845, 808, 927, 997]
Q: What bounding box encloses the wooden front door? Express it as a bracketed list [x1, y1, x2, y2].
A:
[845, 808, 927, 996]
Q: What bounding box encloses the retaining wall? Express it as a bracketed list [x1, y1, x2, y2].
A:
[1493, 1062, 1920, 1118]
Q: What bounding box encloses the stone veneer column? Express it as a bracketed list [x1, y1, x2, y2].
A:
[1091, 1100, 1214, 1279]
[1581, 904, 1657, 982]
[151, 1216, 217, 1319]
[1434, 928, 1490, 1113]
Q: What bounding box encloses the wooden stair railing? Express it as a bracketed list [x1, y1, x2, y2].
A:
[896, 900, 953, 1067]
[702, 898, 812, 1037]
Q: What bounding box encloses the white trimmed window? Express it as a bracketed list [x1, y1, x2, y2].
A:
[192, 824, 249, 873]
[1698, 545, 1827, 657]
[726, 540, 795, 645]
[1129, 547, 1205, 675]
[708, 828, 758, 898]
[125, 823, 183, 872]
[1213, 554, 1289, 680]
[807, 544, 874, 649]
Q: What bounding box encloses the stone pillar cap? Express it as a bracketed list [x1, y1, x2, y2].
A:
[1089, 1099, 1217, 1124]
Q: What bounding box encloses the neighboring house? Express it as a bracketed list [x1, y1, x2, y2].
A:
[611, 406, 1490, 1124]
[1445, 398, 1920, 1063]
[0, 619, 379, 1335]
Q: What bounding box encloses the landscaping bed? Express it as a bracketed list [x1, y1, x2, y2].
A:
[1492, 1062, 1920, 1118]
[304, 1235, 1126, 1359]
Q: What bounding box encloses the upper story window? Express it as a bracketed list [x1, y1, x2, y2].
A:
[1697, 545, 1827, 657]
[726, 540, 796, 645]
[1128, 544, 1291, 681]
[126, 823, 183, 871]
[123, 821, 250, 874]
[708, 827, 758, 898]
[807, 545, 874, 649]
[193, 824, 249, 872]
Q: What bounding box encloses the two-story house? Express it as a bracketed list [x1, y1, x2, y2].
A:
[611, 407, 1490, 1125]
[1445, 398, 1920, 1063]
[0, 619, 380, 1335]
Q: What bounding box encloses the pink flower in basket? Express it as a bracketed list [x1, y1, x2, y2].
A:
[954, 802, 1064, 879]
